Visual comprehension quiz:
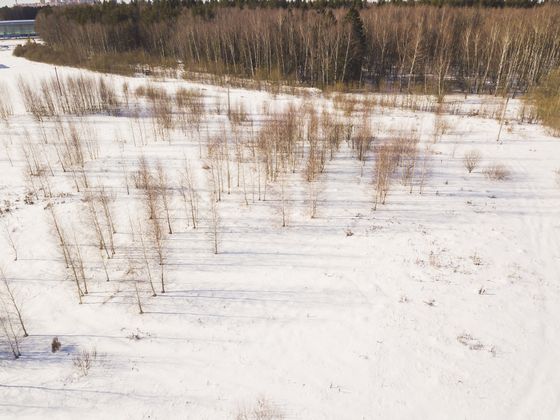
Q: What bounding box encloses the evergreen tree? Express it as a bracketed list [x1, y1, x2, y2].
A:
[343, 6, 366, 83]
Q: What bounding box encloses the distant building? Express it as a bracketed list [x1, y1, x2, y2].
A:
[45, 0, 99, 5]
[0, 20, 36, 39]
[15, 0, 98, 6]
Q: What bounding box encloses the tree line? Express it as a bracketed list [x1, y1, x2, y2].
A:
[31, 2, 560, 94]
[0, 6, 44, 21]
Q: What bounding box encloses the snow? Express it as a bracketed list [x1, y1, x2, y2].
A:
[1, 39, 560, 419]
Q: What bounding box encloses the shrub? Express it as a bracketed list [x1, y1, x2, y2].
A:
[530, 68, 560, 136]
[463, 149, 481, 173]
[13, 41, 76, 67]
[13, 42, 177, 77]
[484, 163, 510, 181]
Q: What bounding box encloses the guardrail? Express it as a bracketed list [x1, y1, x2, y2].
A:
[0, 34, 37, 39]
[0, 20, 37, 40]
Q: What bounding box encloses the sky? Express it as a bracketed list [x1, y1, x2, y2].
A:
[1, 0, 40, 6]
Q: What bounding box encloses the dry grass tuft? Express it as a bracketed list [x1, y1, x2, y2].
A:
[484, 163, 510, 181]
[73, 347, 98, 376]
[235, 397, 283, 420]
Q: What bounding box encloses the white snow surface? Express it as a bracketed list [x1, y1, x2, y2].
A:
[0, 40, 560, 420]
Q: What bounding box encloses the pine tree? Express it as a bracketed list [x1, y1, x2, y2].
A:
[343, 6, 366, 83]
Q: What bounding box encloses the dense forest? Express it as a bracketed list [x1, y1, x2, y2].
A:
[16, 1, 560, 94]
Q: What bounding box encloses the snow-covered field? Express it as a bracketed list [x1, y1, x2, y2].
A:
[1, 39, 559, 420]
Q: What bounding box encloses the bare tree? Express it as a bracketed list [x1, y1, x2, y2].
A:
[180, 159, 200, 229]
[496, 96, 510, 143]
[0, 312, 21, 359]
[71, 229, 88, 296]
[432, 112, 450, 144]
[137, 84, 174, 142]
[134, 281, 144, 315]
[137, 222, 157, 297]
[373, 142, 397, 210]
[419, 146, 431, 195]
[207, 180, 221, 255]
[46, 203, 70, 269]
[46, 203, 83, 304]
[20, 129, 53, 200]
[308, 181, 321, 219]
[137, 157, 158, 221]
[137, 158, 168, 293]
[98, 184, 117, 256]
[2, 221, 18, 261]
[0, 267, 28, 337]
[84, 191, 111, 259]
[156, 161, 174, 234]
[149, 213, 167, 293]
[125, 260, 144, 314]
[278, 170, 290, 228]
[353, 119, 373, 163]
[395, 132, 419, 187]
